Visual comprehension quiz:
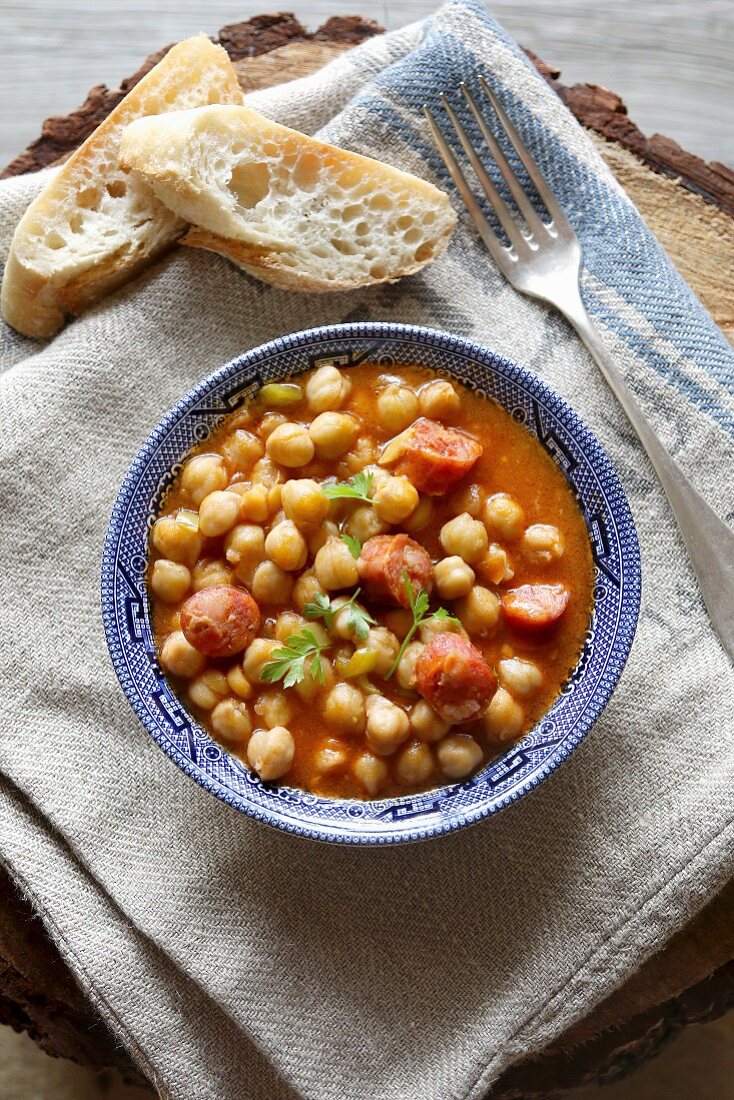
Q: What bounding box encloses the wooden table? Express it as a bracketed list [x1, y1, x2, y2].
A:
[1, 11, 733, 1095]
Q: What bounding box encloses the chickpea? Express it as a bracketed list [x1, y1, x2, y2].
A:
[152, 515, 202, 567]
[293, 570, 326, 611]
[160, 630, 205, 678]
[410, 700, 450, 742]
[314, 740, 349, 775]
[264, 422, 314, 468]
[323, 683, 366, 735]
[226, 665, 254, 699]
[264, 521, 308, 572]
[484, 493, 525, 541]
[337, 441, 377, 479]
[402, 495, 434, 534]
[224, 524, 266, 570]
[251, 457, 285, 489]
[497, 657, 543, 698]
[345, 505, 389, 543]
[361, 464, 391, 493]
[396, 640, 425, 691]
[305, 365, 351, 413]
[478, 544, 514, 586]
[192, 559, 233, 591]
[383, 608, 414, 641]
[395, 741, 434, 785]
[439, 512, 488, 564]
[314, 537, 359, 590]
[353, 752, 389, 796]
[294, 656, 334, 701]
[243, 638, 280, 683]
[377, 383, 418, 432]
[237, 483, 269, 522]
[280, 479, 329, 529]
[521, 524, 565, 564]
[363, 627, 400, 678]
[257, 411, 288, 439]
[254, 690, 293, 729]
[307, 519, 340, 557]
[180, 454, 227, 507]
[450, 482, 484, 518]
[273, 610, 305, 642]
[198, 490, 240, 538]
[483, 687, 524, 742]
[308, 412, 358, 460]
[434, 556, 475, 600]
[372, 476, 419, 524]
[151, 559, 191, 603]
[455, 586, 500, 636]
[251, 560, 294, 604]
[436, 734, 483, 779]
[418, 615, 465, 645]
[247, 726, 295, 781]
[188, 670, 229, 710]
[418, 379, 460, 419]
[267, 483, 283, 514]
[365, 695, 410, 755]
[221, 429, 264, 472]
[211, 698, 252, 743]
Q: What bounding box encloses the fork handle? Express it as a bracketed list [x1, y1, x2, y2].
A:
[561, 289, 734, 664]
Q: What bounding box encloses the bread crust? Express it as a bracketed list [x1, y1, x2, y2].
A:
[1, 37, 242, 339]
[180, 226, 453, 293]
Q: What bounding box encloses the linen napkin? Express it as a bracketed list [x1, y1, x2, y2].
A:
[1, 3, 733, 1098]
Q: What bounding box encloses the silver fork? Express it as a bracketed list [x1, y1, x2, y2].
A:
[425, 77, 734, 666]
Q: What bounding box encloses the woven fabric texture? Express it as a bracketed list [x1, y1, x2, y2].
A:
[0, 3, 732, 1098]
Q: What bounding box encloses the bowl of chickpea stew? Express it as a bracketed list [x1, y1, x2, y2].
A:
[102, 322, 640, 844]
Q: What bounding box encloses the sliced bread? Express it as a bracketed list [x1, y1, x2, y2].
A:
[1, 37, 243, 338]
[118, 105, 457, 292]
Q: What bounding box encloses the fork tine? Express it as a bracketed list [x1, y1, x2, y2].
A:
[459, 82, 547, 239]
[437, 94, 527, 255]
[423, 105, 511, 274]
[479, 76, 569, 229]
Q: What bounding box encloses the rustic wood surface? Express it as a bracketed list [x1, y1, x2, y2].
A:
[1, 8, 732, 1097]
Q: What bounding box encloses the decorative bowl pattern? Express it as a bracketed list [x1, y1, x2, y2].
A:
[101, 323, 640, 844]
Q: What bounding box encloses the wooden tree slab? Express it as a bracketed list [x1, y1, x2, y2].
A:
[1, 11, 732, 1095]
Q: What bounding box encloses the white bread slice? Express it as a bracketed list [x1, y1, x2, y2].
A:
[1, 37, 242, 338]
[118, 105, 457, 292]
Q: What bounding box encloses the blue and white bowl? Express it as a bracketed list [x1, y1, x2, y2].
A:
[101, 323, 640, 844]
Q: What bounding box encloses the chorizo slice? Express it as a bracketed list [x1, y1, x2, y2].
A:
[180, 584, 261, 657]
[378, 417, 482, 496]
[502, 583, 570, 630]
[358, 533, 433, 607]
[413, 633, 497, 724]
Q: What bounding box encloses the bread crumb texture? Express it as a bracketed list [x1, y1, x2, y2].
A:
[120, 105, 457, 292]
[2, 36, 242, 338]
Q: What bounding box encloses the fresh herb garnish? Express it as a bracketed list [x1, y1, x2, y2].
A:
[322, 470, 374, 504]
[385, 571, 462, 679]
[341, 533, 362, 559]
[261, 629, 331, 689]
[304, 588, 376, 642]
[302, 592, 336, 631]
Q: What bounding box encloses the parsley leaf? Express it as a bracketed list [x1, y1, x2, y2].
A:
[303, 592, 335, 631]
[322, 470, 374, 504]
[346, 596, 377, 641]
[385, 571, 460, 679]
[303, 588, 376, 642]
[341, 533, 362, 559]
[261, 629, 331, 689]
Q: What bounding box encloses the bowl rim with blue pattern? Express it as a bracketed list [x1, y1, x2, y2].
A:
[101, 321, 641, 845]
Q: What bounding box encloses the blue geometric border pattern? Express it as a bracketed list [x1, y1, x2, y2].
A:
[100, 323, 641, 845]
